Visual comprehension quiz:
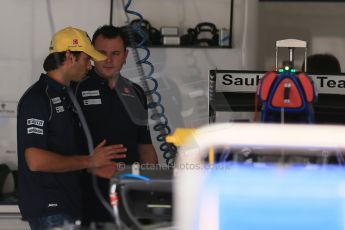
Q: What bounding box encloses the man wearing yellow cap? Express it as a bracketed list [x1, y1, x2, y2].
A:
[17, 27, 127, 230]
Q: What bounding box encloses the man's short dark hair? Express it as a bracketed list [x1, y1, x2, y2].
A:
[43, 51, 81, 72]
[92, 25, 128, 48]
[305, 54, 341, 74]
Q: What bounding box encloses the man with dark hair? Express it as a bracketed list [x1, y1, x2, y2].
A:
[304, 53, 341, 74]
[17, 26, 127, 230]
[74, 25, 158, 225]
[303, 53, 345, 125]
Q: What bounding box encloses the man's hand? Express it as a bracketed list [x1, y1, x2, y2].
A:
[89, 140, 127, 168]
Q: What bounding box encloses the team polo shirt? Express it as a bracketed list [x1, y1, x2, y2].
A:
[17, 74, 83, 219]
[75, 70, 152, 164]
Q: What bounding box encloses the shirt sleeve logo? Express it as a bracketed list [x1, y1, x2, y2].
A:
[82, 90, 100, 97]
[27, 118, 44, 127]
[27, 118, 45, 135]
[121, 87, 135, 98]
[27, 127, 43, 135]
[124, 87, 130, 94]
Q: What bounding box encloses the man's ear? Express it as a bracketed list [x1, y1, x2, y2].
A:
[65, 50, 76, 64]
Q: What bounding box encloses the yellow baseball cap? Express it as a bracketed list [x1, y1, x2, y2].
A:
[49, 26, 106, 61]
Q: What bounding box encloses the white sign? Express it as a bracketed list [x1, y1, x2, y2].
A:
[214, 71, 345, 95]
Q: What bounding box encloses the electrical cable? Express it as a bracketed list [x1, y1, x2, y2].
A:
[120, 0, 177, 166]
[229, 0, 234, 48]
[118, 173, 150, 181]
[46, 1, 119, 227]
[110, 0, 114, 25]
[241, 0, 249, 70]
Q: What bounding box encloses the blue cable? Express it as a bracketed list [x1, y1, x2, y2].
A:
[117, 173, 150, 181]
[122, 0, 177, 166]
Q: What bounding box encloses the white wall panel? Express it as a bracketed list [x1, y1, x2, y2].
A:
[0, 0, 33, 101]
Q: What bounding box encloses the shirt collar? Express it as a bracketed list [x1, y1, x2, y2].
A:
[88, 68, 127, 89]
[89, 68, 107, 85]
[41, 73, 67, 94]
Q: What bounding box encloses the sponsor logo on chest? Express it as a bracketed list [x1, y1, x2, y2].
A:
[83, 98, 102, 105]
[55, 106, 65, 113]
[51, 97, 61, 104]
[82, 90, 100, 97]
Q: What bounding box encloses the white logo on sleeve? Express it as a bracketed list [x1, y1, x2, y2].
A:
[83, 98, 102, 105]
[82, 90, 100, 97]
[51, 97, 61, 104]
[27, 127, 43, 135]
[27, 118, 44, 127]
[48, 203, 58, 208]
[55, 106, 64, 113]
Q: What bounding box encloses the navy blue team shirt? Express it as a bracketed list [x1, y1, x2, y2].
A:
[74, 69, 152, 223]
[17, 74, 83, 219]
[75, 69, 152, 164]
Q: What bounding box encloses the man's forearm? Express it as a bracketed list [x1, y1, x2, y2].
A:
[25, 147, 91, 172]
[138, 144, 158, 164]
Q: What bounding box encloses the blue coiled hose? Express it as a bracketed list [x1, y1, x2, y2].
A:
[121, 0, 177, 166]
